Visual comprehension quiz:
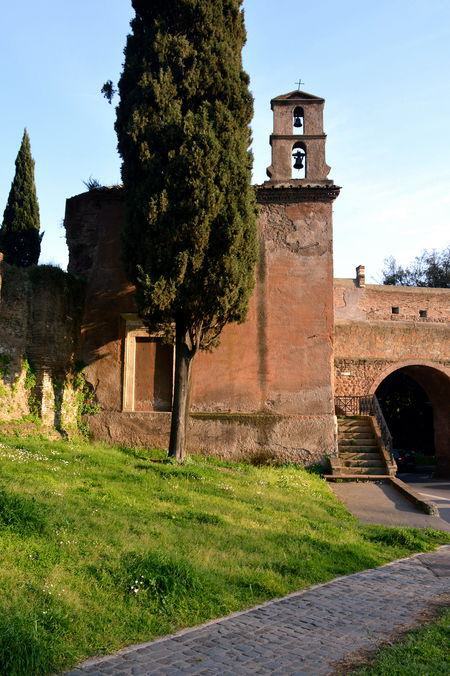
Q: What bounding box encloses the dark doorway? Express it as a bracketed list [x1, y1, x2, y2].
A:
[376, 369, 435, 471]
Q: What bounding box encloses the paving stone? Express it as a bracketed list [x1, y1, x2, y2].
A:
[66, 547, 450, 675]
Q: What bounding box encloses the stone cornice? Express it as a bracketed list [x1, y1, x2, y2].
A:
[256, 183, 341, 204]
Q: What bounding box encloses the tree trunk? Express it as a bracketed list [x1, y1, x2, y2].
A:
[168, 321, 194, 461]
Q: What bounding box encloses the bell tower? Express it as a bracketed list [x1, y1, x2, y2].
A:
[266, 90, 332, 184]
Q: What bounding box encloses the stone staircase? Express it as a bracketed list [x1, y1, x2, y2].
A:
[332, 416, 396, 477]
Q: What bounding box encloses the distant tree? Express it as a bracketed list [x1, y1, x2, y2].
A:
[382, 247, 450, 288]
[101, 80, 116, 105]
[116, 0, 258, 460]
[1, 129, 42, 267]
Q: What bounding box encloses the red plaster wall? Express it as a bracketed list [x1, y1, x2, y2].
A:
[64, 188, 337, 462]
[193, 199, 335, 416]
[65, 189, 335, 419]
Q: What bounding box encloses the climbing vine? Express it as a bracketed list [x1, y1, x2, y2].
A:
[72, 367, 101, 436]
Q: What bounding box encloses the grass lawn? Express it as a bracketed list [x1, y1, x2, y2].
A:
[0, 431, 448, 675]
[351, 607, 450, 675]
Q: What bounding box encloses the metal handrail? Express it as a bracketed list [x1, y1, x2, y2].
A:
[372, 394, 393, 456]
[335, 394, 394, 459]
[335, 395, 373, 417]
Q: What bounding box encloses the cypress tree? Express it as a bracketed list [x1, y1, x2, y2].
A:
[116, 0, 258, 460]
[1, 129, 42, 267]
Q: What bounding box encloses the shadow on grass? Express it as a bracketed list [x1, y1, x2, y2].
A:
[119, 445, 169, 463]
[0, 594, 73, 675]
[134, 464, 205, 481]
[0, 487, 48, 535]
[361, 525, 450, 551]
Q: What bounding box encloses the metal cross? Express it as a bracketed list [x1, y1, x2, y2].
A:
[295, 78, 305, 91]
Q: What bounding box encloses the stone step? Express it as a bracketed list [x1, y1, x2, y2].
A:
[339, 420, 372, 426]
[341, 466, 387, 475]
[342, 458, 384, 468]
[338, 438, 377, 446]
[338, 432, 374, 440]
[340, 452, 381, 461]
[337, 416, 371, 421]
[339, 445, 381, 453]
[338, 425, 373, 434]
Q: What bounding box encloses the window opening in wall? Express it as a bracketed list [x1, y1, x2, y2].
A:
[419, 310, 428, 318]
[391, 306, 400, 315]
[293, 106, 304, 134]
[292, 141, 306, 179]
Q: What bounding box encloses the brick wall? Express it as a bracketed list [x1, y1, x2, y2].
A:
[334, 278, 450, 324]
[0, 261, 82, 429]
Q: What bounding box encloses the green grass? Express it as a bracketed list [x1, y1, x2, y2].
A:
[352, 607, 450, 675]
[0, 433, 448, 675]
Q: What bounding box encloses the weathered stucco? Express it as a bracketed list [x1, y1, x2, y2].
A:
[88, 411, 335, 467]
[334, 274, 450, 475]
[64, 183, 339, 464]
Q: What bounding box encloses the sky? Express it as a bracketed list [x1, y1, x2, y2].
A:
[0, 0, 449, 280]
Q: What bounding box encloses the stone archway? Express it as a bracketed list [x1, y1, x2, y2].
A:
[369, 362, 450, 477]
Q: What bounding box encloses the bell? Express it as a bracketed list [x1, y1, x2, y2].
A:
[294, 115, 303, 129]
[293, 150, 305, 170]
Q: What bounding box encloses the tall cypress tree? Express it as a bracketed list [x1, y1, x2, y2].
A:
[116, 0, 257, 460]
[1, 129, 42, 267]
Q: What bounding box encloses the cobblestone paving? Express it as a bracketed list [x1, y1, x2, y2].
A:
[67, 546, 450, 676]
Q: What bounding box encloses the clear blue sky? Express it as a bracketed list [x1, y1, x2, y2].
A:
[1, 0, 449, 279]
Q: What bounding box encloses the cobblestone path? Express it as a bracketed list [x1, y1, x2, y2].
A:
[68, 546, 450, 676]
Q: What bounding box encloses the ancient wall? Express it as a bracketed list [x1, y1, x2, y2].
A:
[0, 257, 82, 431]
[333, 275, 450, 475]
[334, 278, 450, 397]
[65, 186, 338, 465]
[334, 278, 449, 324]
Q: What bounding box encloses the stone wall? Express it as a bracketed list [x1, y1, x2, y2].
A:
[333, 274, 450, 475]
[0, 259, 82, 431]
[334, 321, 450, 397]
[334, 275, 450, 398]
[334, 278, 450, 324]
[65, 186, 338, 465]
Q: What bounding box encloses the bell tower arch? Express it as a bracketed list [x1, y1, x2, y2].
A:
[267, 90, 332, 183]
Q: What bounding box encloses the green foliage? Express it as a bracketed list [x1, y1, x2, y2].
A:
[72, 369, 101, 435]
[352, 607, 450, 675]
[361, 525, 446, 551]
[22, 358, 39, 417]
[1, 129, 42, 267]
[115, 551, 202, 605]
[382, 246, 450, 288]
[23, 359, 37, 391]
[0, 488, 47, 534]
[0, 433, 448, 673]
[115, 0, 258, 349]
[101, 80, 116, 104]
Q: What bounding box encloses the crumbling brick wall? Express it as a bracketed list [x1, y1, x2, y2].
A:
[0, 260, 83, 429]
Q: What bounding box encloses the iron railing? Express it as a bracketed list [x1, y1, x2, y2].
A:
[372, 395, 393, 455]
[335, 394, 393, 457]
[335, 395, 373, 417]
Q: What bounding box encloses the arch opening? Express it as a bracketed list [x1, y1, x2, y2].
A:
[293, 106, 304, 134]
[376, 370, 434, 473]
[292, 141, 306, 179]
[374, 364, 450, 477]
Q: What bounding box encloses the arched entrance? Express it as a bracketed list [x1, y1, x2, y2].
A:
[370, 363, 450, 477]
